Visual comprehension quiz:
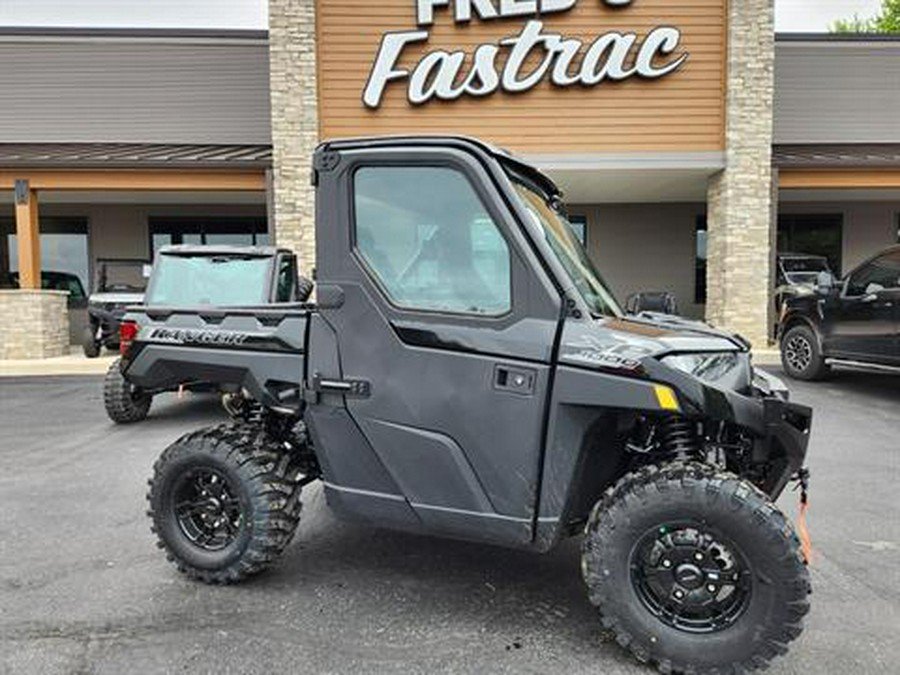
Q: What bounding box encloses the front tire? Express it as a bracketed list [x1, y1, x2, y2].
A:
[781, 324, 829, 381]
[582, 463, 810, 675]
[147, 423, 303, 584]
[103, 357, 152, 423]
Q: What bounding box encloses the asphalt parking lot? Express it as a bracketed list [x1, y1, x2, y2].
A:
[1, 368, 898, 675]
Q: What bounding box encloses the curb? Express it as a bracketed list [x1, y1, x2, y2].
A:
[752, 350, 782, 366]
[0, 355, 116, 378]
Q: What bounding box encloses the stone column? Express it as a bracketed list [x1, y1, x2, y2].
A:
[268, 0, 319, 275]
[0, 290, 70, 359]
[705, 0, 776, 348]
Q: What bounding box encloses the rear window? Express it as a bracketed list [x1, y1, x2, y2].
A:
[145, 254, 271, 306]
[100, 263, 148, 293]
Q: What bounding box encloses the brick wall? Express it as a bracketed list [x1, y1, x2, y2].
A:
[706, 0, 777, 348]
[268, 0, 319, 276]
[0, 290, 70, 359]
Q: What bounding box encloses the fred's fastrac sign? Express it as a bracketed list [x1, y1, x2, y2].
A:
[364, 0, 689, 108]
[315, 0, 727, 154]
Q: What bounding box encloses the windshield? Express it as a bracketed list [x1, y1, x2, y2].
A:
[146, 254, 271, 306]
[510, 177, 621, 318]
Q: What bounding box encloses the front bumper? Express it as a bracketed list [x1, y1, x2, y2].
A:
[756, 397, 813, 498]
[643, 358, 812, 500]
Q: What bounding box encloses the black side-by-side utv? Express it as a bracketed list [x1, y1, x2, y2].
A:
[128, 137, 812, 675]
[103, 245, 311, 423]
[83, 259, 149, 358]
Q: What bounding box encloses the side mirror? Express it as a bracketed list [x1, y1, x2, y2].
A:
[862, 282, 885, 302]
[142, 264, 153, 279]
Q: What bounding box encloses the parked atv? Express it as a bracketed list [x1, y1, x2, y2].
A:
[83, 259, 149, 358]
[103, 245, 311, 424]
[139, 137, 812, 674]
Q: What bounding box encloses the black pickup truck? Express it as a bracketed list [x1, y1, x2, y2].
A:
[779, 245, 900, 380]
[128, 137, 812, 675]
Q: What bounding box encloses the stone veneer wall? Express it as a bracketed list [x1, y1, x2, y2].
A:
[268, 0, 319, 276]
[706, 0, 777, 348]
[0, 290, 70, 359]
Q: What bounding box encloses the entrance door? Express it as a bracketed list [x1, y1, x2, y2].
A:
[827, 249, 900, 362]
[318, 152, 562, 545]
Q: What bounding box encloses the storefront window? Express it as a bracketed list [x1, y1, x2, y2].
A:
[149, 216, 269, 258]
[777, 214, 843, 275]
[0, 216, 90, 294]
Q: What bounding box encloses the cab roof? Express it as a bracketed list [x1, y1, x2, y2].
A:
[318, 135, 562, 201]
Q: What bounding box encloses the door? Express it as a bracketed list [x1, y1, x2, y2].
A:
[827, 250, 900, 363]
[317, 150, 562, 545]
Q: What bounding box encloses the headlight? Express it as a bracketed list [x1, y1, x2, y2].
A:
[662, 351, 752, 390]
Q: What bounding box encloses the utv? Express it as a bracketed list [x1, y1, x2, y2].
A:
[83, 259, 150, 358]
[141, 137, 812, 674]
[103, 245, 311, 423]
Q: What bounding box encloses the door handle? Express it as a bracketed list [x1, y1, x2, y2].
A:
[494, 365, 537, 395]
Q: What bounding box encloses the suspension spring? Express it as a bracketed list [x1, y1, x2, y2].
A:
[658, 416, 701, 461]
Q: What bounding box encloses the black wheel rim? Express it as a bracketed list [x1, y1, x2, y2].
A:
[630, 522, 753, 634]
[172, 468, 244, 551]
[784, 334, 813, 372]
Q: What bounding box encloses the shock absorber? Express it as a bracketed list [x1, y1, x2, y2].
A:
[658, 415, 701, 461]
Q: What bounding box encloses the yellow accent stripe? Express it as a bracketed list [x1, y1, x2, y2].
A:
[654, 385, 681, 412]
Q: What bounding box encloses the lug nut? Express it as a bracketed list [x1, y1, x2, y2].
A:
[707, 585, 717, 594]
[694, 552, 704, 561]
[662, 559, 672, 569]
[674, 590, 684, 600]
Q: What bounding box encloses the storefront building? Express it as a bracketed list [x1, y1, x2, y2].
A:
[269, 0, 900, 349]
[2, 2, 899, 357]
[0, 28, 272, 357]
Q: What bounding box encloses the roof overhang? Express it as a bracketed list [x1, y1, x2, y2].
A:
[527, 151, 726, 204]
[0, 143, 272, 171]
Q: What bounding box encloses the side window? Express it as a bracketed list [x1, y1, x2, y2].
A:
[276, 255, 296, 302]
[353, 166, 511, 316]
[847, 251, 900, 295]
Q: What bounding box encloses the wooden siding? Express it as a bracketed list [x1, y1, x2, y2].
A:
[316, 0, 727, 153]
[779, 169, 900, 190]
[0, 170, 266, 191]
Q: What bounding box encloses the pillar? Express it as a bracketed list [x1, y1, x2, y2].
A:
[14, 179, 40, 289]
[268, 0, 319, 276]
[705, 0, 777, 348]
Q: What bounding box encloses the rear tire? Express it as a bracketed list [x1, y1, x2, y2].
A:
[147, 423, 303, 584]
[582, 463, 810, 675]
[781, 324, 829, 381]
[82, 327, 101, 358]
[103, 357, 152, 423]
